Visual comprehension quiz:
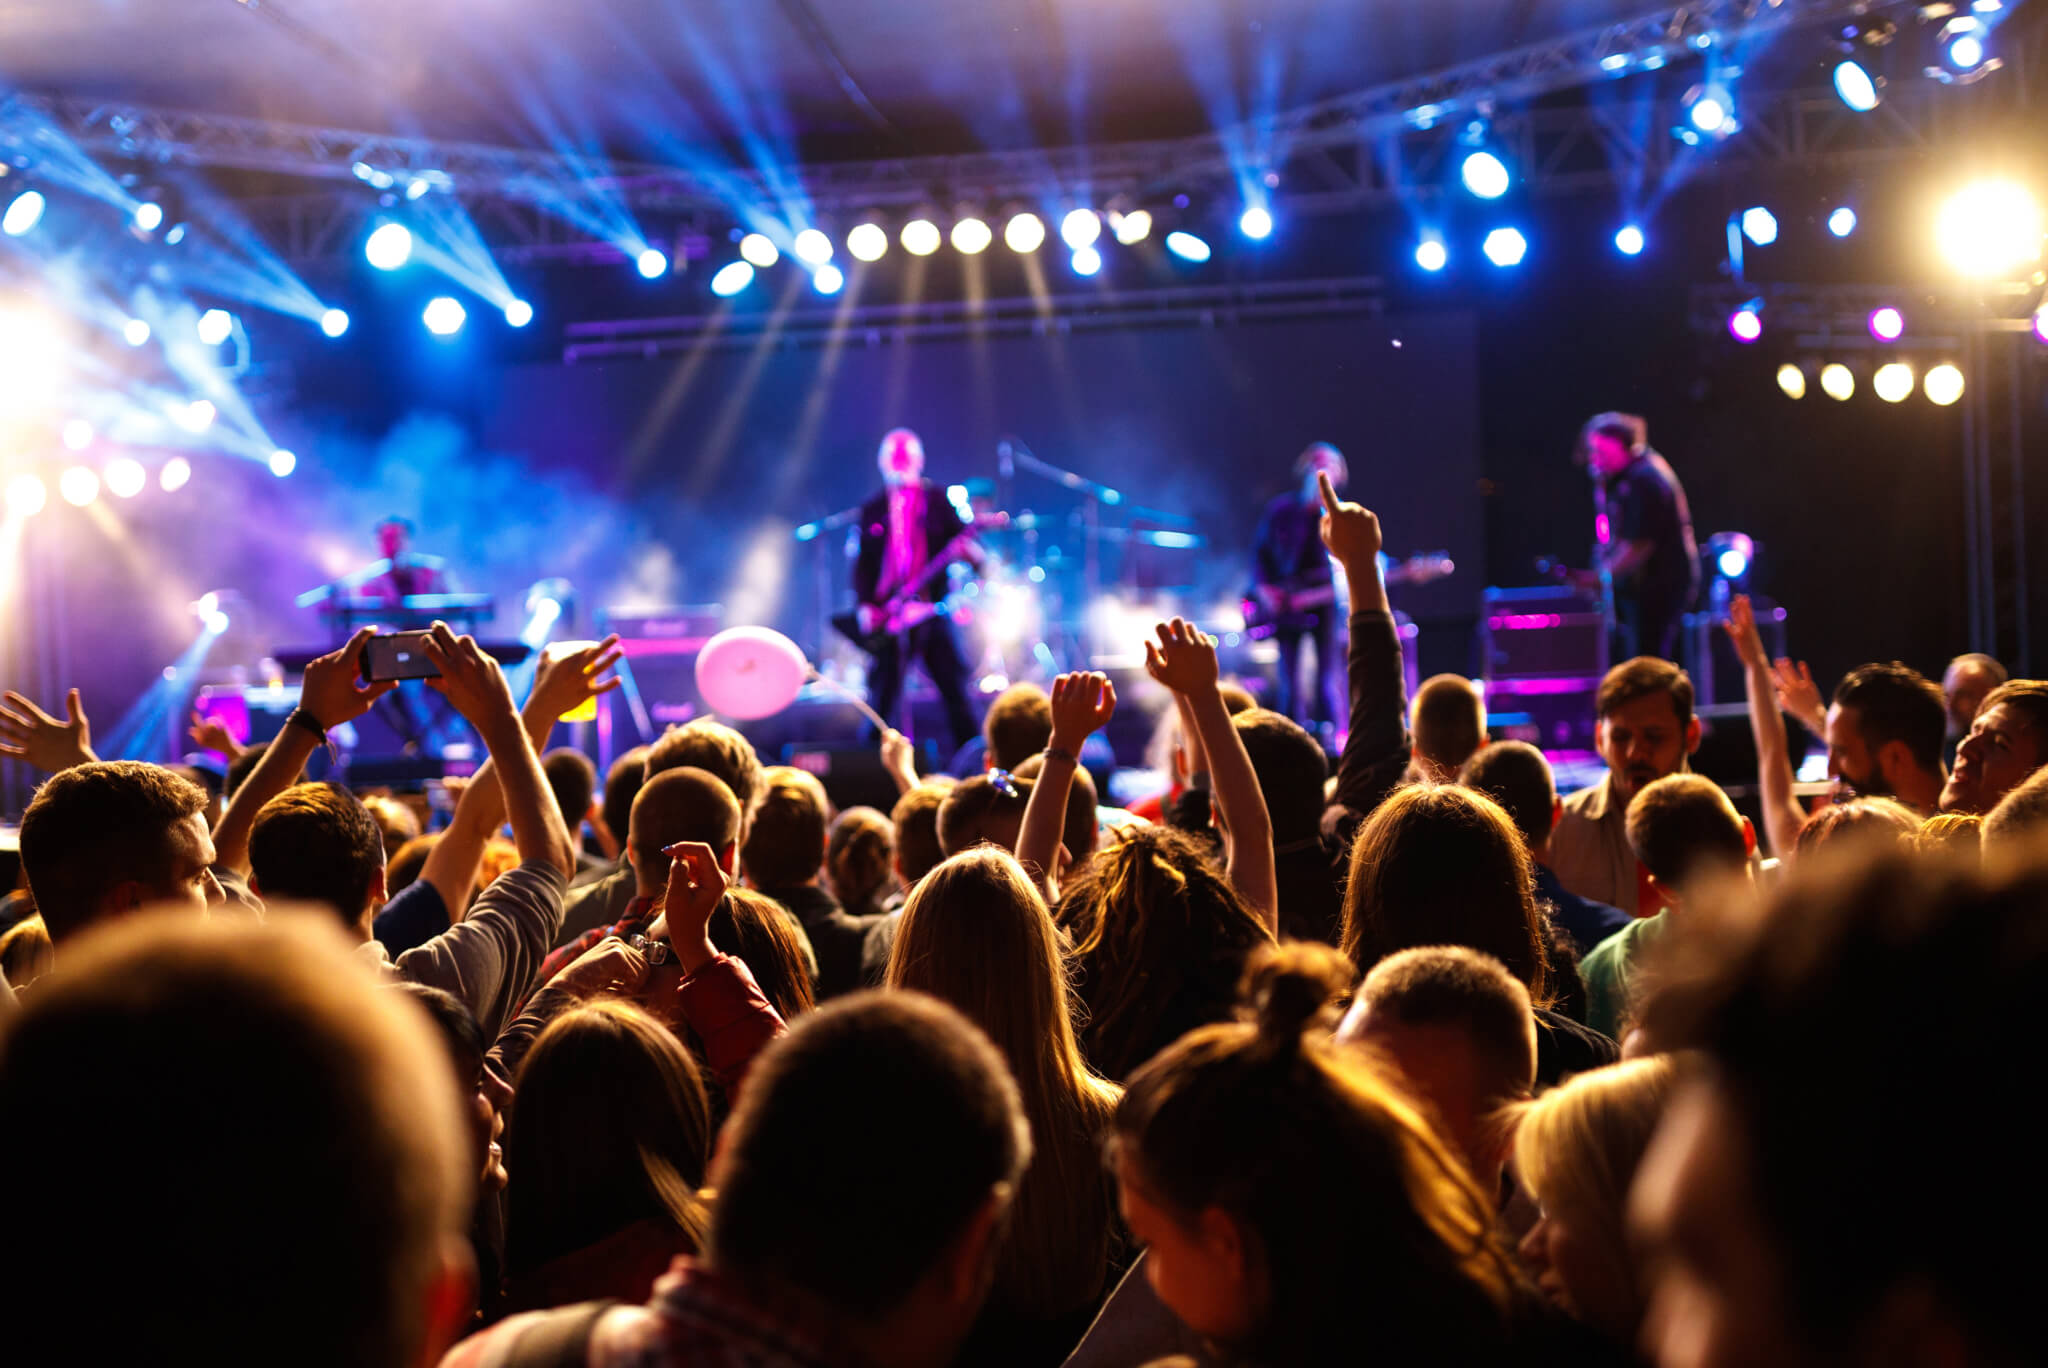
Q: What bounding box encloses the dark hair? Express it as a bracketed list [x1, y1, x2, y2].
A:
[645, 720, 765, 817]
[542, 748, 599, 831]
[1575, 411, 1648, 466]
[1622, 775, 1747, 889]
[1116, 942, 1522, 1363]
[386, 833, 438, 895]
[397, 982, 486, 1080]
[628, 768, 742, 883]
[1218, 682, 1259, 715]
[1976, 678, 2048, 740]
[714, 889, 817, 1019]
[1340, 785, 1552, 1005]
[1793, 797, 1918, 860]
[225, 741, 272, 798]
[1597, 657, 1695, 727]
[18, 761, 210, 942]
[891, 780, 956, 885]
[602, 746, 652, 854]
[1459, 740, 1557, 851]
[1013, 754, 1101, 867]
[1358, 945, 1537, 1108]
[1231, 708, 1328, 843]
[1412, 675, 1487, 774]
[1833, 663, 1946, 775]
[983, 684, 1054, 771]
[706, 991, 1031, 1318]
[827, 807, 896, 919]
[1642, 851, 2048, 1360]
[740, 768, 832, 892]
[249, 782, 386, 924]
[937, 771, 1035, 858]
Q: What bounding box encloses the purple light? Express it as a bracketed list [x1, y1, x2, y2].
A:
[2034, 308, 2048, 346]
[1868, 306, 1905, 342]
[1729, 308, 1763, 343]
[1595, 513, 1612, 544]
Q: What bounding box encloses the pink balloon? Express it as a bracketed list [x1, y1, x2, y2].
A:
[694, 626, 811, 720]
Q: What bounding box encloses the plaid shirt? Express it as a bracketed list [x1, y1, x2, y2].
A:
[530, 895, 660, 1003]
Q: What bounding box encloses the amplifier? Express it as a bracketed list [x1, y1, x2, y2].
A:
[1479, 586, 1608, 681]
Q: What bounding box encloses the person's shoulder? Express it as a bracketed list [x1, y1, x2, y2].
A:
[1585, 914, 1656, 966]
[1558, 781, 1608, 819]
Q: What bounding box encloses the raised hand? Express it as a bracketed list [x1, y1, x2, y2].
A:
[188, 711, 242, 758]
[1144, 618, 1220, 696]
[527, 634, 625, 724]
[1048, 671, 1117, 753]
[0, 688, 96, 772]
[1317, 469, 1384, 568]
[1722, 595, 1768, 669]
[421, 622, 520, 735]
[880, 727, 918, 793]
[299, 627, 398, 728]
[1769, 657, 1826, 733]
[659, 841, 730, 972]
[544, 934, 650, 1000]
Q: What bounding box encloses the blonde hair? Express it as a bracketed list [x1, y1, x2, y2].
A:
[887, 847, 1122, 1318]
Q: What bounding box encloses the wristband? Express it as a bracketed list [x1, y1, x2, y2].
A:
[286, 707, 328, 741]
[1042, 746, 1078, 767]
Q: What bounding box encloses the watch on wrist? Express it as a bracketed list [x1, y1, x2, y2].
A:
[287, 707, 328, 741]
[1043, 745, 1078, 767]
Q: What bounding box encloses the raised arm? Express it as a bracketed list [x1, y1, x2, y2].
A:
[1017, 672, 1116, 899]
[1726, 596, 1808, 857]
[1147, 618, 1277, 934]
[880, 727, 920, 796]
[0, 689, 98, 772]
[1319, 472, 1408, 827]
[1768, 657, 1828, 738]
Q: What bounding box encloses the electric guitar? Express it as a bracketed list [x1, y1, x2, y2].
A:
[1243, 552, 1455, 638]
[832, 513, 1010, 654]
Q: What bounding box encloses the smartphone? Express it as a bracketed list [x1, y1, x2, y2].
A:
[363, 631, 441, 682]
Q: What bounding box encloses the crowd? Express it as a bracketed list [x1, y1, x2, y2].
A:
[2, 473, 2045, 1368]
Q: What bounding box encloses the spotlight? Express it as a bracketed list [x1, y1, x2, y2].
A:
[59, 466, 100, 508]
[1110, 209, 1152, 244]
[1164, 231, 1211, 263]
[5, 474, 47, 518]
[813, 264, 844, 295]
[105, 457, 146, 499]
[1935, 180, 2043, 278]
[164, 224, 187, 246]
[364, 222, 413, 270]
[123, 318, 151, 347]
[951, 217, 992, 255]
[504, 299, 534, 328]
[1004, 212, 1046, 253]
[269, 449, 297, 477]
[1924, 363, 1966, 406]
[1937, 17, 1989, 73]
[1615, 225, 1646, 256]
[1821, 363, 1855, 401]
[846, 222, 888, 261]
[1061, 209, 1102, 249]
[636, 248, 670, 279]
[793, 229, 833, 264]
[178, 399, 217, 433]
[160, 457, 192, 492]
[1683, 84, 1735, 135]
[133, 201, 164, 232]
[1833, 61, 1881, 111]
[2034, 306, 2048, 345]
[901, 219, 942, 256]
[1728, 308, 1763, 343]
[739, 233, 779, 268]
[61, 419, 92, 451]
[319, 308, 350, 338]
[1415, 236, 1448, 272]
[1776, 364, 1807, 400]
[1707, 533, 1755, 581]
[422, 297, 466, 336]
[1460, 151, 1510, 200]
[1071, 245, 1102, 276]
[1719, 546, 1749, 579]
[1239, 206, 1274, 240]
[710, 261, 755, 296]
[3, 189, 46, 236]
[1482, 227, 1528, 267]
[197, 309, 234, 346]
[1867, 306, 1905, 342]
[1741, 207, 1779, 246]
[1874, 361, 1915, 403]
[1828, 207, 1859, 238]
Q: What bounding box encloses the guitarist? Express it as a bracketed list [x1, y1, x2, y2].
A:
[1251, 443, 1356, 731]
[850, 428, 983, 751]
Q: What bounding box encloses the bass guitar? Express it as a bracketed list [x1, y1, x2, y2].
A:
[832, 513, 1010, 654]
[1243, 552, 1455, 638]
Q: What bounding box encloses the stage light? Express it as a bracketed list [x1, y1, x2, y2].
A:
[1708, 533, 1754, 581]
[504, 299, 534, 328]
[636, 248, 669, 279]
[1071, 245, 1102, 276]
[104, 457, 145, 499]
[1004, 212, 1046, 253]
[1869, 306, 1905, 342]
[197, 309, 234, 346]
[1239, 206, 1273, 240]
[1164, 231, 1211, 263]
[2034, 306, 2048, 345]
[1110, 209, 1152, 244]
[178, 399, 217, 433]
[1776, 364, 1807, 400]
[1924, 363, 1966, 406]
[123, 318, 151, 347]
[59, 466, 99, 508]
[1615, 225, 1646, 256]
[1415, 236, 1448, 272]
[739, 233, 779, 268]
[1828, 207, 1859, 237]
[1741, 207, 1779, 246]
[133, 201, 164, 232]
[710, 261, 755, 296]
[902, 218, 942, 255]
[160, 457, 192, 492]
[268, 449, 297, 477]
[793, 229, 833, 264]
[951, 217, 992, 255]
[5, 474, 46, 518]
[319, 308, 350, 338]
[1061, 208, 1101, 249]
[1874, 361, 1915, 403]
[846, 222, 888, 261]
[1719, 547, 1748, 579]
[1728, 308, 1763, 343]
[1821, 363, 1855, 401]
[165, 224, 187, 245]
[3, 189, 46, 236]
[1460, 151, 1510, 200]
[61, 419, 92, 451]
[365, 222, 413, 270]
[1684, 84, 1735, 135]
[1935, 180, 2043, 278]
[1482, 227, 1528, 267]
[813, 264, 844, 295]
[1833, 60, 1880, 111]
[1939, 18, 1988, 73]
[422, 296, 466, 336]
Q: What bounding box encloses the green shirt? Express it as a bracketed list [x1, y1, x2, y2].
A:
[1580, 914, 1671, 1041]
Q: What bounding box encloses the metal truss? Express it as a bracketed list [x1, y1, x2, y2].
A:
[1688, 280, 2048, 341]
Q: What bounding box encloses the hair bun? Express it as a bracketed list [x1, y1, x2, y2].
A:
[1240, 942, 1353, 1042]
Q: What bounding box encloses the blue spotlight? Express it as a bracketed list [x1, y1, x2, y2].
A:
[3, 190, 47, 236]
[1828, 207, 1859, 238]
[1940, 18, 1988, 72]
[1741, 207, 1779, 247]
[1684, 84, 1735, 135]
[636, 248, 669, 279]
[365, 222, 413, 270]
[1833, 60, 1880, 111]
[1615, 224, 1646, 256]
[268, 449, 297, 478]
[1482, 227, 1529, 267]
[504, 299, 534, 328]
[710, 261, 755, 296]
[1071, 245, 1102, 276]
[422, 296, 467, 337]
[320, 308, 350, 338]
[1415, 236, 1448, 272]
[1239, 205, 1274, 240]
[793, 229, 833, 264]
[1460, 151, 1510, 200]
[1164, 231, 1212, 262]
[813, 264, 844, 295]
[122, 318, 151, 347]
[196, 309, 234, 346]
[133, 202, 164, 232]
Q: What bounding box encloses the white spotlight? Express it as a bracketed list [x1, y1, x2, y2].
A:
[813, 264, 844, 295]
[1071, 245, 1102, 276]
[1741, 207, 1779, 247]
[637, 248, 669, 279]
[160, 457, 192, 493]
[1834, 60, 1880, 111]
[710, 261, 755, 296]
[1004, 212, 1046, 253]
[1061, 209, 1102, 249]
[1164, 231, 1211, 263]
[951, 217, 992, 255]
[793, 229, 833, 264]
[846, 222, 888, 261]
[1776, 364, 1807, 400]
[177, 400, 217, 434]
[1935, 180, 2044, 278]
[5, 474, 47, 518]
[901, 219, 942, 256]
[319, 308, 350, 338]
[59, 466, 100, 508]
[1482, 227, 1529, 267]
[197, 309, 234, 346]
[1110, 209, 1152, 244]
[504, 299, 534, 328]
[269, 449, 297, 477]
[133, 202, 164, 232]
[1415, 236, 1448, 272]
[61, 419, 93, 451]
[365, 222, 413, 270]
[123, 318, 151, 347]
[1239, 205, 1274, 240]
[1924, 364, 1966, 406]
[422, 297, 467, 336]
[1828, 207, 1859, 238]
[740, 233, 779, 268]
[1461, 151, 1510, 200]
[1821, 363, 1856, 401]
[1615, 225, 1646, 256]
[1685, 84, 1734, 134]
[3, 190, 46, 237]
[104, 457, 146, 499]
[1874, 362, 1915, 403]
